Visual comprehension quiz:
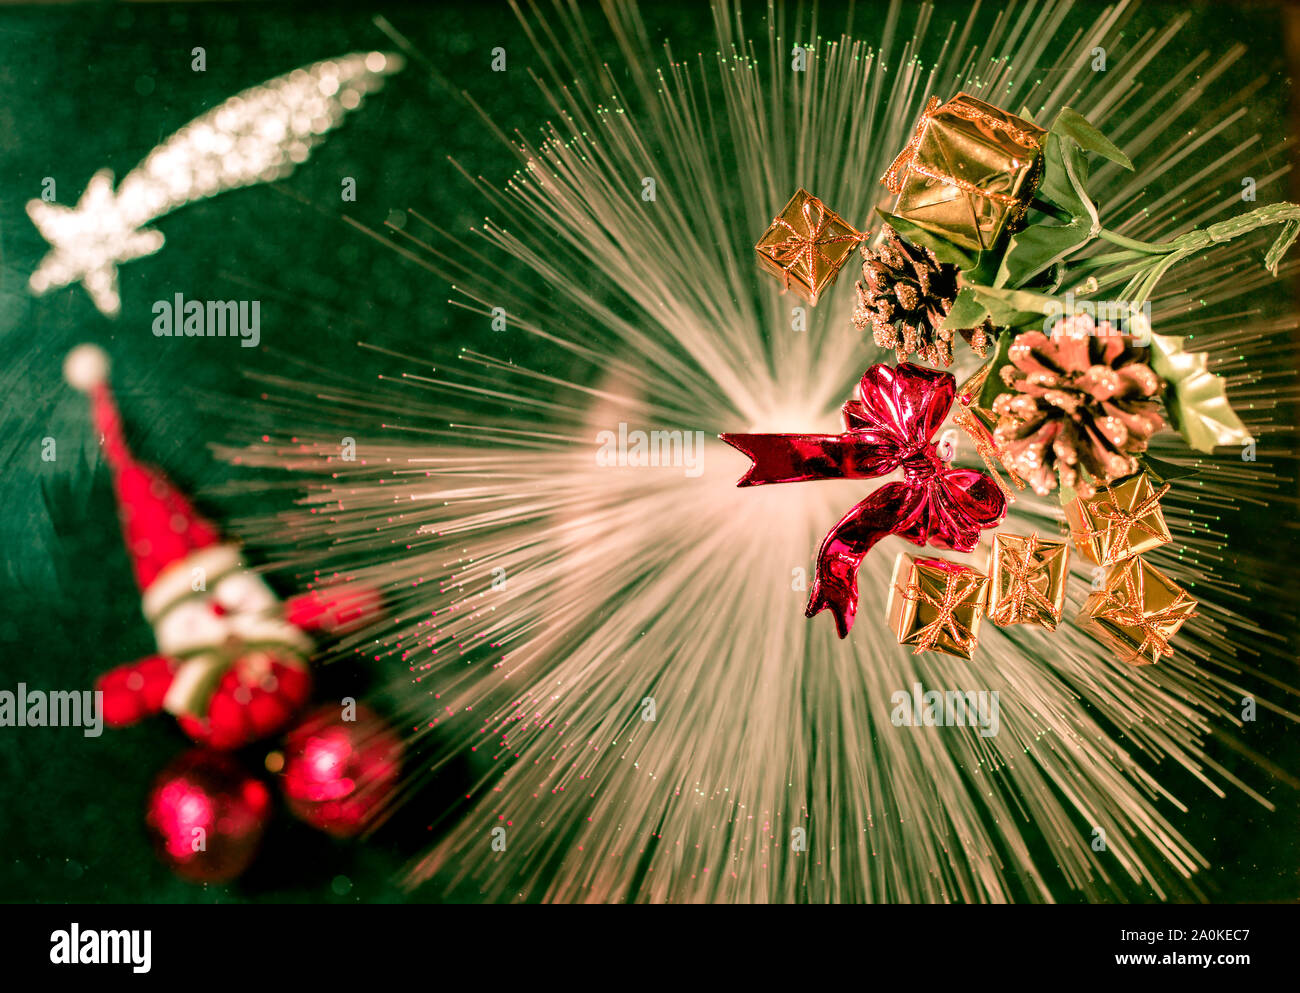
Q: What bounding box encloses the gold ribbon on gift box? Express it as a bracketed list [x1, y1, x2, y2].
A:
[988, 533, 1069, 629]
[953, 361, 1026, 502]
[1081, 557, 1198, 665]
[889, 554, 988, 658]
[758, 190, 866, 300]
[1067, 474, 1172, 566]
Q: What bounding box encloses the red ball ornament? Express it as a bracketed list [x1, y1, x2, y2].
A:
[145, 750, 271, 883]
[278, 705, 402, 838]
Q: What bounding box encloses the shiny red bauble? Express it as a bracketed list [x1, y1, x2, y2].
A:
[278, 705, 402, 838]
[173, 649, 313, 751]
[145, 749, 271, 882]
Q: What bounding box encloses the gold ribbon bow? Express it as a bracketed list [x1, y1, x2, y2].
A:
[900, 570, 982, 654]
[990, 534, 1061, 627]
[883, 95, 1042, 206]
[1093, 568, 1198, 665]
[766, 195, 865, 293]
[1078, 481, 1171, 563]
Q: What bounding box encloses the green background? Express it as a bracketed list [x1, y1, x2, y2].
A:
[0, 0, 1297, 903]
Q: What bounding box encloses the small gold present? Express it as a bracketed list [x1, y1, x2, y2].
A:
[1079, 556, 1198, 665]
[1064, 472, 1172, 566]
[987, 533, 1069, 629]
[887, 553, 988, 659]
[882, 93, 1045, 253]
[755, 188, 864, 304]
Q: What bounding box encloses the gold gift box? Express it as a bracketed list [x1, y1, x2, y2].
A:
[1079, 556, 1198, 666]
[1064, 472, 1172, 566]
[988, 533, 1069, 630]
[887, 553, 988, 659]
[755, 188, 862, 304]
[883, 93, 1045, 253]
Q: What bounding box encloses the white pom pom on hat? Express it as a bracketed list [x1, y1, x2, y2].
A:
[64, 343, 110, 392]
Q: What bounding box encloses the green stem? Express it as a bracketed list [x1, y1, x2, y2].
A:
[1117, 267, 1149, 305]
[1086, 257, 1164, 295]
[1072, 249, 1149, 269]
[1095, 228, 1177, 254]
[1182, 202, 1300, 275]
[1072, 203, 1300, 307]
[1131, 250, 1190, 308]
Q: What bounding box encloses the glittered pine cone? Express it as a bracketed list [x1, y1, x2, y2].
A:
[851, 224, 992, 366]
[991, 316, 1165, 497]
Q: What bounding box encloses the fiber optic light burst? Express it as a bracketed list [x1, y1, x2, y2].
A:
[224, 0, 1299, 901]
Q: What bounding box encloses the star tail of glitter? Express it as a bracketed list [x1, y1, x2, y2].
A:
[212, 0, 1300, 903]
[26, 50, 404, 317]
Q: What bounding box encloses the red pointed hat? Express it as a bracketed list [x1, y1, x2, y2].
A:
[64, 344, 223, 592]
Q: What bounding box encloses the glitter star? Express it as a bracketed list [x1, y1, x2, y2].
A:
[27, 170, 165, 317]
[26, 51, 404, 318]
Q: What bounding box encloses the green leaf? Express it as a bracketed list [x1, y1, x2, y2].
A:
[943, 286, 989, 331]
[982, 108, 1125, 293]
[1135, 452, 1201, 483]
[1000, 131, 1101, 289]
[995, 211, 1093, 289]
[943, 282, 1051, 339]
[875, 209, 977, 270]
[976, 331, 1017, 409]
[1147, 332, 1252, 452]
[1036, 133, 1088, 218]
[1049, 107, 1133, 170]
[962, 246, 1004, 288]
[967, 282, 1060, 323]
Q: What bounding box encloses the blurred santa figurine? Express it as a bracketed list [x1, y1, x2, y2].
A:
[65, 344, 381, 749]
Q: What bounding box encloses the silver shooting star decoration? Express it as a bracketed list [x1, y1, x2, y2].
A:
[28, 51, 404, 317]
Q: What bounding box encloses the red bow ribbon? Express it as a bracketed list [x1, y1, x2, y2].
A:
[721, 363, 1007, 638]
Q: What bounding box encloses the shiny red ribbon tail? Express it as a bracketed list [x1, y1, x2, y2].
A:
[805, 483, 915, 638]
[719, 432, 897, 486]
[720, 364, 1008, 639]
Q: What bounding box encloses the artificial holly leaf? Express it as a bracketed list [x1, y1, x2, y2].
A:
[1148, 332, 1252, 452]
[964, 282, 1058, 328]
[1135, 452, 1202, 483]
[977, 330, 1017, 410]
[1000, 131, 1101, 289]
[1036, 132, 1088, 218]
[995, 210, 1094, 289]
[986, 109, 1123, 291]
[1049, 107, 1133, 170]
[962, 245, 1005, 288]
[943, 285, 989, 331]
